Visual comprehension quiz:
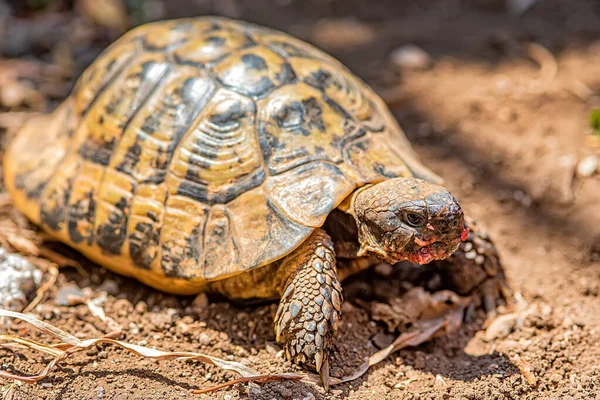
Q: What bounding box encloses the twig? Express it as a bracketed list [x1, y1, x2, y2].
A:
[22, 265, 59, 313]
[38, 247, 88, 277]
[511, 354, 537, 387]
[526, 43, 557, 82]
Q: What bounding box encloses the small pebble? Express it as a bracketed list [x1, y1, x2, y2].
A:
[484, 313, 519, 341]
[465, 250, 477, 260]
[128, 322, 139, 335]
[390, 44, 431, 69]
[265, 342, 280, 354]
[303, 393, 316, 400]
[249, 384, 262, 397]
[199, 332, 212, 346]
[507, 0, 537, 15]
[192, 293, 209, 309]
[97, 279, 120, 296]
[55, 283, 84, 306]
[374, 263, 393, 277]
[134, 301, 147, 314]
[434, 374, 447, 389]
[372, 332, 395, 349]
[0, 249, 43, 312]
[513, 190, 533, 207]
[576, 155, 598, 177]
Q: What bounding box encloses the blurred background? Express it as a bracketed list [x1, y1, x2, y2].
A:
[1, 1, 600, 398]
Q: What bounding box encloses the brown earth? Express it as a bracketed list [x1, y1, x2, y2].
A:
[1, 0, 600, 399]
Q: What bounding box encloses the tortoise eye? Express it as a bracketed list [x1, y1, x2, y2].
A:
[404, 212, 426, 228]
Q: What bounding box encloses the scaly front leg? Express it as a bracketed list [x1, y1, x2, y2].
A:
[274, 229, 342, 389]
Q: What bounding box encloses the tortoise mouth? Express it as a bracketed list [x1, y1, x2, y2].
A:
[406, 241, 460, 264]
[380, 238, 461, 265]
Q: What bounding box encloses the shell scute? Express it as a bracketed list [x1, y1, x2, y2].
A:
[160, 195, 209, 279]
[174, 25, 255, 67]
[265, 162, 356, 228]
[167, 88, 264, 204]
[289, 57, 385, 132]
[74, 41, 139, 116]
[111, 66, 216, 184]
[66, 162, 103, 244]
[75, 54, 170, 167]
[127, 183, 167, 269]
[94, 169, 136, 255]
[257, 82, 363, 175]
[211, 45, 295, 99]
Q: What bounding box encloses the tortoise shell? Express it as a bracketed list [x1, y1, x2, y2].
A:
[3, 17, 441, 294]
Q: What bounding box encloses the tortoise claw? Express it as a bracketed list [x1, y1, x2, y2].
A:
[320, 357, 330, 391]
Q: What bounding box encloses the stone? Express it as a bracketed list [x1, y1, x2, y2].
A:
[576, 155, 598, 177]
[0, 248, 42, 312]
[390, 45, 432, 69]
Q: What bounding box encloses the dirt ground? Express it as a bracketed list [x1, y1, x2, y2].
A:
[1, 0, 600, 399]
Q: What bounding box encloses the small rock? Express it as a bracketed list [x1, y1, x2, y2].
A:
[97, 279, 120, 296]
[249, 384, 262, 397]
[149, 312, 172, 330]
[41, 382, 52, 388]
[540, 303, 553, 316]
[55, 283, 84, 306]
[372, 331, 396, 349]
[165, 308, 178, 319]
[513, 190, 533, 208]
[134, 301, 147, 314]
[265, 342, 280, 354]
[506, 0, 537, 15]
[374, 263, 393, 277]
[414, 352, 426, 369]
[434, 374, 447, 389]
[35, 304, 58, 320]
[128, 322, 139, 335]
[113, 298, 134, 317]
[0, 248, 42, 312]
[484, 313, 519, 341]
[549, 372, 563, 384]
[192, 293, 209, 309]
[199, 332, 212, 346]
[576, 155, 598, 177]
[390, 45, 431, 69]
[302, 393, 316, 400]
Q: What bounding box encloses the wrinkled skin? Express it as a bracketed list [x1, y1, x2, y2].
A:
[351, 178, 467, 264]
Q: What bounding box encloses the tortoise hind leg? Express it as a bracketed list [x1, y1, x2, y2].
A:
[435, 217, 512, 316]
[274, 228, 342, 389]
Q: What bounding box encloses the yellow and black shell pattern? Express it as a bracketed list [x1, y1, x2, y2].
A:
[3, 17, 441, 294]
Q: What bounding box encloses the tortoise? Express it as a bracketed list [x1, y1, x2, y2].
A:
[3, 17, 507, 386]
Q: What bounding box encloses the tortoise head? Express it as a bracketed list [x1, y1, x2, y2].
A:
[350, 178, 467, 264]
